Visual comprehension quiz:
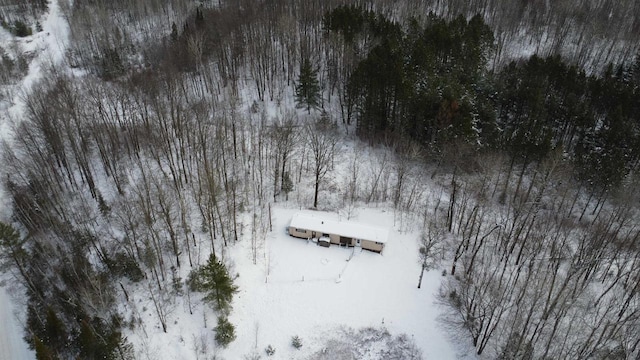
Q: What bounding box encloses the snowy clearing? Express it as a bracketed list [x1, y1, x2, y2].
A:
[0, 286, 33, 360]
[125, 206, 469, 359]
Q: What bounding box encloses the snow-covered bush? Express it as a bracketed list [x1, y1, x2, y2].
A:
[214, 316, 236, 347]
[291, 335, 303, 349]
[265, 345, 276, 356]
[309, 326, 422, 360]
[243, 351, 261, 360]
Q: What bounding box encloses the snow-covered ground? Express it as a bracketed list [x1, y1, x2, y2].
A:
[0, 0, 69, 140]
[0, 286, 33, 360]
[128, 206, 468, 359]
[0, 2, 467, 359]
[0, 1, 69, 358]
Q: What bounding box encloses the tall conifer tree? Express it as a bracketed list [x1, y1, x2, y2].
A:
[295, 58, 320, 113]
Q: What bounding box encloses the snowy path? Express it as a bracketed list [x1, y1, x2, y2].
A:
[0, 287, 32, 360]
[0, 1, 70, 359]
[0, 0, 69, 142]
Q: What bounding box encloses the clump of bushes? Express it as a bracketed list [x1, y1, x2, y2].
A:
[13, 20, 33, 37]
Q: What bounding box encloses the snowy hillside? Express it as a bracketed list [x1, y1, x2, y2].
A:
[1, 1, 639, 360]
[0, 1, 69, 359]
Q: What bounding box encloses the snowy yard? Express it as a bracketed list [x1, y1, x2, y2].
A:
[228, 207, 460, 359]
[0, 285, 33, 360]
[129, 206, 466, 360]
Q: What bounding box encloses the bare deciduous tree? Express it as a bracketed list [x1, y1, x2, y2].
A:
[306, 121, 338, 209]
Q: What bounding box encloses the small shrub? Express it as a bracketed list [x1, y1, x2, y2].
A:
[265, 344, 275, 356]
[243, 351, 261, 360]
[214, 316, 236, 347]
[291, 335, 302, 349]
[97, 192, 111, 216]
[107, 252, 144, 282]
[100, 48, 125, 80]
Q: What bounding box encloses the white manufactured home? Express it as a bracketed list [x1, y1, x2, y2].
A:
[288, 213, 388, 253]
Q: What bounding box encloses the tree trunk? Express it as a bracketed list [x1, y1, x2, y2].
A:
[313, 174, 320, 208]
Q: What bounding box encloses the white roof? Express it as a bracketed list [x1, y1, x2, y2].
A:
[289, 213, 388, 244]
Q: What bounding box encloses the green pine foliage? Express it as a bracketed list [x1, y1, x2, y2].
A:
[170, 22, 178, 41]
[214, 316, 236, 347]
[13, 20, 32, 37]
[337, 12, 493, 146]
[105, 251, 144, 282]
[44, 307, 67, 349]
[189, 253, 238, 314]
[265, 344, 276, 356]
[497, 54, 640, 191]
[322, 5, 372, 43]
[100, 48, 125, 80]
[0, 222, 27, 272]
[281, 171, 293, 200]
[323, 5, 400, 43]
[34, 336, 57, 360]
[291, 335, 303, 349]
[326, 8, 640, 189]
[295, 58, 321, 113]
[77, 316, 134, 360]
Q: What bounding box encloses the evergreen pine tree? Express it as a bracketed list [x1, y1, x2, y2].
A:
[214, 316, 236, 347]
[44, 307, 67, 349]
[170, 22, 178, 41]
[0, 222, 27, 272]
[195, 7, 204, 24]
[33, 336, 57, 360]
[190, 253, 238, 314]
[281, 172, 293, 200]
[295, 58, 321, 113]
[291, 335, 303, 349]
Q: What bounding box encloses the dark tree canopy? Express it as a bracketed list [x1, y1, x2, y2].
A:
[189, 253, 239, 314]
[295, 58, 321, 113]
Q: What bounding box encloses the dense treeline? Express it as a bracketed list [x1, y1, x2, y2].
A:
[329, 9, 494, 144]
[435, 148, 640, 358]
[326, 7, 640, 193]
[0, 0, 639, 359]
[497, 55, 640, 193]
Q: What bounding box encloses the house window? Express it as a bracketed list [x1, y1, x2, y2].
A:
[296, 228, 307, 233]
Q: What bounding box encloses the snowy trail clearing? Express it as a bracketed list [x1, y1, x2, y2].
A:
[0, 287, 33, 360]
[1, 0, 70, 139]
[0, 1, 70, 359]
[0, 0, 69, 219]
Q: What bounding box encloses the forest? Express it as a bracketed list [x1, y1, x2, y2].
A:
[0, 0, 639, 359]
